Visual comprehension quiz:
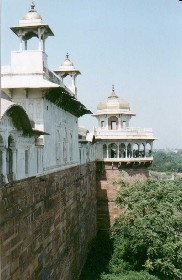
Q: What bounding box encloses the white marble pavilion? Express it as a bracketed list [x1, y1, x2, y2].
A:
[91, 85, 157, 166]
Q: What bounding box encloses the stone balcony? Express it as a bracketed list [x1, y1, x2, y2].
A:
[96, 157, 153, 167]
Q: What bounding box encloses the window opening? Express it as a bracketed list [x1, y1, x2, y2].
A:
[101, 121, 104, 128]
[111, 121, 116, 130]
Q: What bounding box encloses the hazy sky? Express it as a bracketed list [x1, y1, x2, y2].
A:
[2, 0, 182, 148]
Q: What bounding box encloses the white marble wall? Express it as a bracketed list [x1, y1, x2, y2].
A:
[0, 96, 96, 184]
[0, 114, 38, 182]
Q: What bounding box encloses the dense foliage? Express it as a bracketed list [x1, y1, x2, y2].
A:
[104, 179, 182, 280]
[150, 150, 182, 173]
[80, 179, 182, 280]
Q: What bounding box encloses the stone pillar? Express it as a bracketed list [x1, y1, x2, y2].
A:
[118, 118, 122, 130]
[38, 30, 42, 50]
[71, 75, 76, 95]
[117, 144, 120, 158]
[144, 144, 146, 158]
[106, 117, 109, 130]
[19, 35, 23, 51]
[150, 142, 153, 156]
[125, 144, 128, 158]
[43, 38, 46, 52]
[131, 147, 133, 158]
[25, 40, 27, 50]
[106, 144, 109, 159]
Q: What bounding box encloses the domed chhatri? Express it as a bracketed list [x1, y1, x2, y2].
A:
[22, 2, 42, 20]
[10, 2, 54, 52]
[92, 85, 157, 165]
[93, 85, 135, 130]
[97, 85, 130, 111]
[54, 53, 81, 97]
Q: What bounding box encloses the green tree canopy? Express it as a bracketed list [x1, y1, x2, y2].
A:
[106, 179, 182, 280]
[150, 150, 182, 173]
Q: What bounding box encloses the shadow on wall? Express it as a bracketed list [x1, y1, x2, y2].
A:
[79, 231, 113, 280]
[79, 162, 150, 280]
[96, 162, 150, 230]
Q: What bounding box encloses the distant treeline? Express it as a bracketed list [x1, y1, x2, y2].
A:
[150, 150, 182, 173]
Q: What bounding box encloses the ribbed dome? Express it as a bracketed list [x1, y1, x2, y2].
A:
[97, 86, 130, 110]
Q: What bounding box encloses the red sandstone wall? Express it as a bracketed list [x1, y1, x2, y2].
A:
[96, 162, 149, 230]
[0, 163, 96, 280]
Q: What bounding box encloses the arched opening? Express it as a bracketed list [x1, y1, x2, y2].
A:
[62, 74, 72, 86]
[108, 143, 117, 158]
[108, 116, 118, 130]
[139, 143, 145, 158]
[146, 143, 152, 157]
[23, 36, 39, 50]
[103, 144, 107, 159]
[133, 143, 139, 158]
[101, 121, 105, 128]
[122, 121, 126, 129]
[7, 135, 15, 178]
[119, 143, 126, 158]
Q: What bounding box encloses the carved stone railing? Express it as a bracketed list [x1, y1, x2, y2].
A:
[95, 128, 154, 139]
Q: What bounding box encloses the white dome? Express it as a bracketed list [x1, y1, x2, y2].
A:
[97, 86, 130, 110]
[23, 11, 42, 20]
[61, 54, 74, 67]
[62, 59, 74, 67]
[22, 2, 42, 21]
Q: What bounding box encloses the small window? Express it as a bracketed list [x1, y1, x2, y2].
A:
[111, 121, 116, 130]
[101, 121, 104, 128]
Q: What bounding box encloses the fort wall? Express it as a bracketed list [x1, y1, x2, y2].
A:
[96, 162, 149, 230]
[0, 162, 96, 280]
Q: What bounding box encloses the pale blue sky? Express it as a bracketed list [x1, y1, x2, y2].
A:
[2, 0, 182, 148]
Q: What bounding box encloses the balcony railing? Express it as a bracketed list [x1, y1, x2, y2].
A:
[94, 127, 153, 139]
[100, 156, 153, 162]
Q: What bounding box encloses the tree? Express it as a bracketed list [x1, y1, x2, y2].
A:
[105, 179, 182, 280]
[150, 150, 182, 173]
